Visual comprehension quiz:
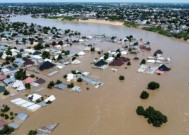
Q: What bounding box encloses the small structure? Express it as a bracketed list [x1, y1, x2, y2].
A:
[71, 86, 81, 92]
[23, 60, 34, 67]
[35, 78, 46, 84]
[54, 83, 67, 90]
[44, 95, 56, 103]
[8, 122, 20, 129]
[158, 64, 171, 71]
[27, 93, 42, 102]
[24, 77, 36, 84]
[12, 80, 26, 91]
[16, 112, 28, 121]
[0, 86, 6, 93]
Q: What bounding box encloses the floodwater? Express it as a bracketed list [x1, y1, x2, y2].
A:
[4, 15, 189, 135]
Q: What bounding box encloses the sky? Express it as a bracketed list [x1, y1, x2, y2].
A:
[0, 0, 189, 3]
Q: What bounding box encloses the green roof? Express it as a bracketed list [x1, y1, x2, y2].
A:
[0, 86, 6, 93]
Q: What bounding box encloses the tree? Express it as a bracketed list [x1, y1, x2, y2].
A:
[136, 106, 145, 115]
[67, 83, 74, 88]
[14, 69, 27, 80]
[119, 75, 125, 80]
[140, 59, 146, 65]
[77, 78, 83, 82]
[42, 51, 50, 59]
[127, 61, 131, 66]
[52, 41, 56, 46]
[1, 105, 10, 113]
[58, 40, 63, 45]
[3, 90, 10, 96]
[56, 80, 62, 84]
[140, 91, 149, 99]
[148, 82, 160, 90]
[136, 106, 168, 127]
[90, 47, 95, 52]
[28, 130, 37, 135]
[0, 125, 14, 134]
[25, 83, 31, 89]
[47, 81, 55, 89]
[34, 44, 44, 50]
[57, 54, 62, 60]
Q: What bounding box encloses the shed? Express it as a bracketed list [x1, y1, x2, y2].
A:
[16, 112, 28, 121]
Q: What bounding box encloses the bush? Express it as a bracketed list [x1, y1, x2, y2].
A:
[77, 78, 83, 82]
[140, 59, 146, 65]
[127, 61, 131, 66]
[90, 47, 95, 52]
[0, 125, 14, 134]
[148, 82, 160, 90]
[136, 106, 168, 127]
[56, 80, 62, 84]
[47, 81, 55, 89]
[3, 90, 10, 96]
[30, 74, 35, 78]
[140, 91, 149, 99]
[28, 130, 37, 135]
[136, 106, 145, 115]
[1, 105, 10, 113]
[63, 75, 67, 78]
[25, 83, 31, 89]
[119, 75, 125, 80]
[67, 83, 74, 88]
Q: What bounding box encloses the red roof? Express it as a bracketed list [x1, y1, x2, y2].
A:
[109, 57, 130, 66]
[0, 74, 8, 81]
[24, 77, 36, 84]
[24, 60, 34, 66]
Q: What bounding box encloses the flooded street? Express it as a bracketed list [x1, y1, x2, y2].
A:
[5, 15, 189, 135]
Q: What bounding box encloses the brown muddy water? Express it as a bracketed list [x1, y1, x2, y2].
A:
[3, 15, 189, 135]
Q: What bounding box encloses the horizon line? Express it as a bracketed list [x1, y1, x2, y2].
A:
[0, 2, 189, 4]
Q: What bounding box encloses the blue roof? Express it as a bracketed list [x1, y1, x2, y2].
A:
[16, 112, 28, 121]
[3, 77, 15, 85]
[37, 101, 48, 107]
[8, 122, 20, 129]
[54, 83, 67, 90]
[78, 75, 103, 86]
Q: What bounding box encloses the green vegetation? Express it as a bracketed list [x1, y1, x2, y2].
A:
[14, 69, 27, 80]
[0, 125, 14, 134]
[140, 59, 146, 65]
[62, 16, 77, 21]
[90, 47, 95, 52]
[127, 61, 131, 66]
[119, 75, 125, 80]
[47, 81, 55, 89]
[77, 78, 83, 82]
[140, 91, 149, 99]
[148, 82, 160, 90]
[143, 26, 189, 40]
[3, 90, 10, 96]
[25, 83, 31, 89]
[143, 26, 171, 37]
[67, 83, 74, 88]
[1, 105, 10, 113]
[28, 130, 37, 135]
[42, 51, 50, 59]
[124, 21, 139, 28]
[47, 16, 62, 19]
[136, 106, 168, 127]
[47, 16, 76, 21]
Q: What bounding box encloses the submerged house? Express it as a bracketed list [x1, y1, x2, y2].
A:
[158, 64, 171, 71]
[39, 61, 55, 71]
[94, 59, 108, 69]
